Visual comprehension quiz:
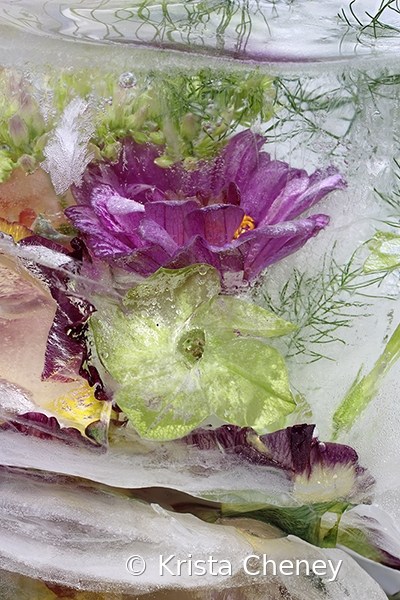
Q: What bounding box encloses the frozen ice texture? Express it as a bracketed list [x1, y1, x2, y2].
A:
[0, 466, 387, 598]
[42, 98, 95, 195]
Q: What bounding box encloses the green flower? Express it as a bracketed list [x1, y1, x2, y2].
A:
[90, 264, 296, 440]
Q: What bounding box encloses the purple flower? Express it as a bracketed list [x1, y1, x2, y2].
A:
[66, 130, 346, 284]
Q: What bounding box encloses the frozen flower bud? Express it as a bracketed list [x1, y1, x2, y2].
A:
[148, 131, 165, 145]
[17, 154, 37, 173]
[180, 112, 200, 142]
[154, 154, 175, 168]
[132, 131, 149, 144]
[103, 142, 122, 162]
[0, 153, 14, 181]
[8, 114, 29, 147]
[163, 120, 180, 151]
[33, 133, 49, 153]
[87, 143, 102, 162]
[127, 105, 148, 131]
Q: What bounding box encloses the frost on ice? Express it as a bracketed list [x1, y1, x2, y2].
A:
[42, 98, 95, 195]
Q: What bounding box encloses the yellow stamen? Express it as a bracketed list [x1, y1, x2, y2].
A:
[232, 215, 255, 240]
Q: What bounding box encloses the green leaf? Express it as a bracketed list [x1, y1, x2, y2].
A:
[114, 369, 210, 440]
[197, 501, 353, 548]
[333, 322, 400, 439]
[364, 231, 400, 272]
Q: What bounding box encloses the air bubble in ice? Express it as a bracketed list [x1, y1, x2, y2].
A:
[119, 72, 137, 88]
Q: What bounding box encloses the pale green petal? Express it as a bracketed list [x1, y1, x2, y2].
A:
[90, 300, 174, 385]
[199, 335, 296, 429]
[123, 264, 220, 327]
[364, 231, 400, 272]
[115, 368, 210, 440]
[90, 265, 296, 440]
[189, 296, 297, 340]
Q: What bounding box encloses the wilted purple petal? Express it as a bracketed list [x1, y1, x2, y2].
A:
[17, 236, 100, 386]
[183, 423, 373, 502]
[260, 424, 374, 501]
[0, 412, 101, 447]
[184, 205, 245, 247]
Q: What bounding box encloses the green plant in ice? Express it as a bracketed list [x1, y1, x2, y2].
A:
[364, 231, 400, 272]
[47, 67, 274, 164]
[0, 67, 274, 183]
[0, 71, 47, 181]
[90, 264, 296, 440]
[259, 250, 387, 363]
[267, 69, 400, 159]
[339, 0, 400, 44]
[333, 321, 400, 439]
[374, 157, 400, 212]
[197, 500, 354, 550]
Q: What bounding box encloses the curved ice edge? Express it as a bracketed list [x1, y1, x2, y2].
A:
[0, 429, 293, 503]
[338, 545, 400, 596]
[0, 465, 388, 598]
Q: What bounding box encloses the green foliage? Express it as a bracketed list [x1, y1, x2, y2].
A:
[259, 250, 387, 363]
[0, 66, 274, 184]
[0, 71, 47, 181]
[339, 0, 400, 43]
[333, 322, 400, 439]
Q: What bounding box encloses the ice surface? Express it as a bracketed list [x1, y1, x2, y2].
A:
[0, 0, 400, 62]
[0, 466, 387, 598]
[0, 428, 293, 504]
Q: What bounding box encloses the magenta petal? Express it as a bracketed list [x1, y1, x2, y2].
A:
[145, 200, 199, 246]
[244, 215, 329, 279]
[69, 132, 345, 283]
[266, 169, 347, 224]
[115, 245, 172, 276]
[65, 205, 103, 235]
[164, 235, 221, 274]
[90, 185, 145, 233]
[221, 130, 266, 189]
[138, 218, 179, 256]
[241, 160, 305, 222]
[184, 205, 245, 247]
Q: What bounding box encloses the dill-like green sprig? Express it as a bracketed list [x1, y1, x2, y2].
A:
[258, 250, 389, 363]
[374, 157, 400, 213]
[339, 0, 400, 43]
[265, 69, 400, 159]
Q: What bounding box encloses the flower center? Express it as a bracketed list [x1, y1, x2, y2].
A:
[179, 329, 206, 364]
[232, 215, 255, 240]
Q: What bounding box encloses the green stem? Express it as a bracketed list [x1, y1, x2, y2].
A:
[332, 322, 400, 440]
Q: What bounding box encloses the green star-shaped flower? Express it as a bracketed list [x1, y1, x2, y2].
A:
[90, 264, 297, 440]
